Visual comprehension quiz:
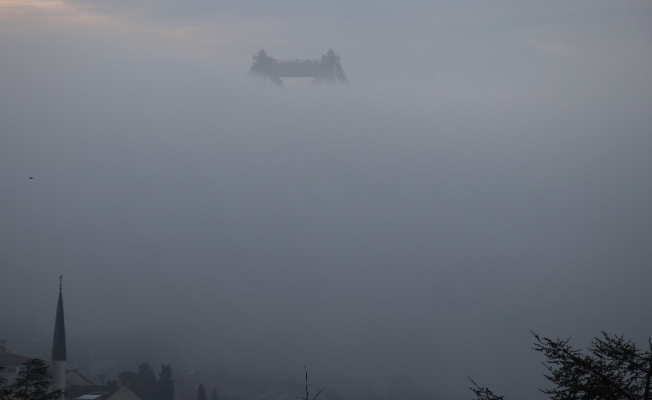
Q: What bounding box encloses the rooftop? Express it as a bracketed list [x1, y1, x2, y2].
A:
[0, 353, 34, 367]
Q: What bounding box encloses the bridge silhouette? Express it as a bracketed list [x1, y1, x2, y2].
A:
[249, 49, 348, 87]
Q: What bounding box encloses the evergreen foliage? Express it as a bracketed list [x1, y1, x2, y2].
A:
[470, 332, 652, 400]
[158, 364, 174, 400]
[211, 387, 219, 400]
[135, 363, 157, 400]
[0, 367, 11, 400]
[7, 359, 63, 400]
[197, 383, 206, 400]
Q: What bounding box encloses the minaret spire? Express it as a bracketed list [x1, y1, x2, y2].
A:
[51, 276, 66, 398]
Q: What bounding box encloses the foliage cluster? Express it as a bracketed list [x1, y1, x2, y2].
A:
[197, 383, 206, 400]
[0, 359, 63, 400]
[470, 332, 652, 400]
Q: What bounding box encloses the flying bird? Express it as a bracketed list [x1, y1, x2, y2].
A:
[29, 177, 33, 179]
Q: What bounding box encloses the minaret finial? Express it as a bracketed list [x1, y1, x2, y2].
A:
[59, 275, 62, 292]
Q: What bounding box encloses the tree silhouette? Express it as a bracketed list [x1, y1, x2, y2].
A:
[136, 363, 157, 400]
[211, 387, 218, 400]
[158, 364, 174, 400]
[197, 384, 206, 400]
[0, 367, 11, 400]
[470, 331, 652, 400]
[468, 378, 504, 400]
[9, 359, 63, 400]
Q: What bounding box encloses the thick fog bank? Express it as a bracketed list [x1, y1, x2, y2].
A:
[2, 2, 651, 400]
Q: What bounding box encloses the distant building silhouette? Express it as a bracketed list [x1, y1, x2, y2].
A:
[105, 386, 142, 400]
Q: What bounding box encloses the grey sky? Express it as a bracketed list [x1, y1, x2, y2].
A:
[1, 1, 651, 399]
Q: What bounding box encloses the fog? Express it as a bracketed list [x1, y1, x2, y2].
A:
[1, 2, 651, 399]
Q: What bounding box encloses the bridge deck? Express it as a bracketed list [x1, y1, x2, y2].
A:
[267, 60, 324, 78]
[250, 49, 347, 86]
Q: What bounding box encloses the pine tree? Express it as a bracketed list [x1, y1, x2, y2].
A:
[10, 359, 63, 400]
[197, 384, 207, 400]
[135, 363, 157, 400]
[211, 387, 219, 400]
[158, 365, 174, 400]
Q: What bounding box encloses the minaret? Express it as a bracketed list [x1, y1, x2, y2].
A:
[51, 276, 66, 398]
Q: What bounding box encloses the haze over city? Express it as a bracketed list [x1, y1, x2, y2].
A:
[1, 2, 651, 400]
